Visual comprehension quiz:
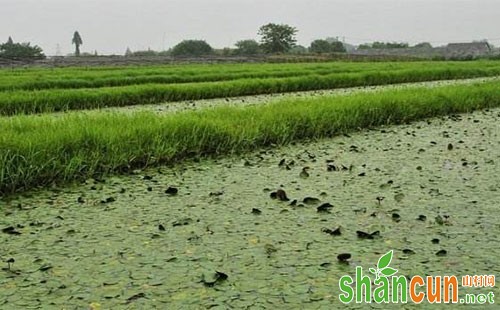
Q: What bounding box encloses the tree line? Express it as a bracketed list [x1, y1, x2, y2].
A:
[127, 24, 346, 57]
[0, 37, 45, 60]
[2, 23, 421, 59]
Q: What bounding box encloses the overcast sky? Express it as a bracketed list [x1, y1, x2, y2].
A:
[1, 0, 500, 55]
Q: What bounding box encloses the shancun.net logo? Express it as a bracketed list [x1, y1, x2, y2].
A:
[338, 250, 496, 305]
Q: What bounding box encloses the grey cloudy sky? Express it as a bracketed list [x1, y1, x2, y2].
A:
[1, 0, 500, 55]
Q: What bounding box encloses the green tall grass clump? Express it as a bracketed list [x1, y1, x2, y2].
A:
[1, 81, 500, 194]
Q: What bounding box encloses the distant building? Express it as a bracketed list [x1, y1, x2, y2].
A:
[444, 42, 492, 58]
[350, 41, 494, 59]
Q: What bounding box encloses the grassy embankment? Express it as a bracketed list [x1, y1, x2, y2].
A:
[1, 81, 500, 195]
[1, 63, 500, 115]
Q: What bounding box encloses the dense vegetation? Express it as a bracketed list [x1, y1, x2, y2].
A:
[1, 80, 500, 194]
[0, 37, 45, 60]
[170, 40, 214, 57]
[2, 61, 500, 115]
[310, 39, 346, 53]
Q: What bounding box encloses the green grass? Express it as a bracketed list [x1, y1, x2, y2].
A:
[2, 64, 500, 116]
[1, 81, 500, 195]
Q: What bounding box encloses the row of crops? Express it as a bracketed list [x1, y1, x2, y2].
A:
[1, 60, 500, 195]
[1, 61, 500, 115]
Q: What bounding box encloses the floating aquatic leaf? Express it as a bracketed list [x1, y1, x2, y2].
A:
[356, 230, 380, 240]
[303, 197, 320, 205]
[327, 164, 338, 172]
[270, 189, 289, 201]
[100, 197, 115, 204]
[165, 187, 178, 195]
[125, 293, 146, 304]
[392, 213, 401, 222]
[39, 265, 53, 272]
[251, 208, 262, 215]
[402, 249, 415, 255]
[215, 271, 228, 281]
[2, 226, 21, 235]
[337, 253, 351, 263]
[299, 167, 310, 178]
[435, 215, 445, 225]
[209, 191, 224, 197]
[322, 227, 341, 236]
[317, 203, 333, 213]
[172, 218, 192, 227]
[394, 193, 405, 203]
[6, 258, 15, 270]
[436, 250, 447, 257]
[201, 271, 228, 287]
[276, 190, 289, 201]
[417, 215, 427, 221]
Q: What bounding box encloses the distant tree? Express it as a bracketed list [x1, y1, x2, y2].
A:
[72, 31, 83, 56]
[234, 39, 261, 56]
[309, 39, 332, 53]
[171, 40, 213, 57]
[289, 45, 308, 54]
[258, 23, 297, 54]
[414, 42, 433, 49]
[357, 43, 373, 50]
[0, 38, 45, 59]
[331, 41, 346, 53]
[310, 39, 346, 53]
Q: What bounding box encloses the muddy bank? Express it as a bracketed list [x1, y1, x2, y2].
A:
[1, 108, 499, 308]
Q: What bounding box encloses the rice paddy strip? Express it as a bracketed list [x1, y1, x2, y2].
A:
[1, 80, 500, 194]
[2, 65, 500, 116]
[1, 60, 500, 92]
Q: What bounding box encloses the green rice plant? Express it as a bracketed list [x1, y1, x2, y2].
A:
[1, 81, 500, 194]
[1, 60, 499, 91]
[1, 65, 500, 116]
